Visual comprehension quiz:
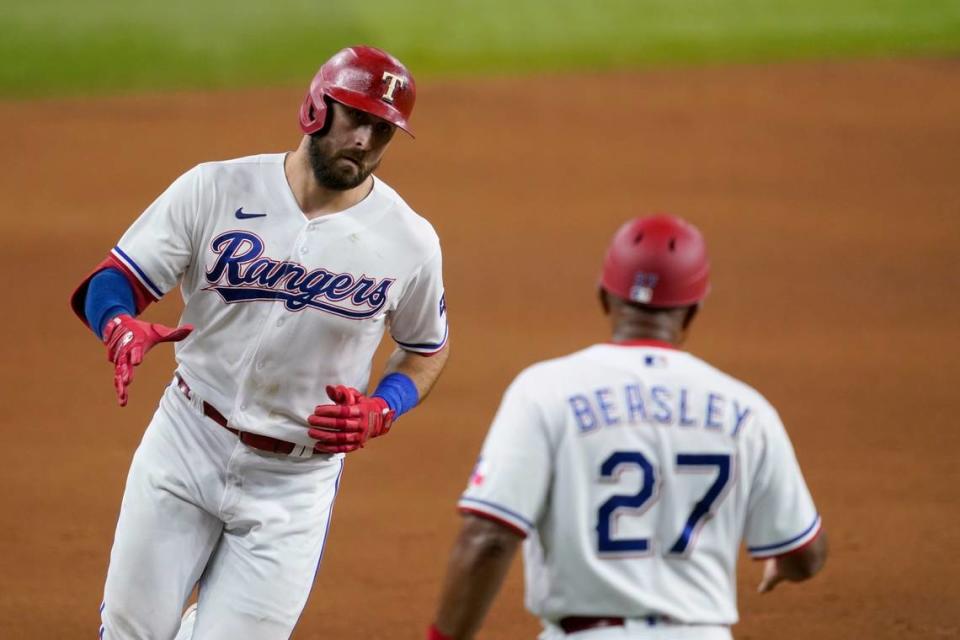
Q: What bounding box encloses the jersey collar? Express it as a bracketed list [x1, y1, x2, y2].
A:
[607, 339, 678, 350]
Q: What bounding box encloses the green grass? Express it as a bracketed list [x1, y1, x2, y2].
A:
[2, 0, 959, 97]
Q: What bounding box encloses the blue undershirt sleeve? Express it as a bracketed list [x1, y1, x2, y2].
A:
[372, 372, 420, 419]
[84, 268, 136, 340]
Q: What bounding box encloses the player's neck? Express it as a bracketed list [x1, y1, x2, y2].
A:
[611, 325, 682, 346]
[606, 300, 691, 347]
[284, 148, 374, 220]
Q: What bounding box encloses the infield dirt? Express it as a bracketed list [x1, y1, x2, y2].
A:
[1, 59, 958, 639]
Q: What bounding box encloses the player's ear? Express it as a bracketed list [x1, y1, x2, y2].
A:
[598, 288, 611, 315]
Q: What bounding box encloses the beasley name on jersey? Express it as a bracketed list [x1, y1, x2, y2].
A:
[565, 375, 755, 438]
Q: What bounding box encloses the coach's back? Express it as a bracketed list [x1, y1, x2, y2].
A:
[460, 338, 820, 627]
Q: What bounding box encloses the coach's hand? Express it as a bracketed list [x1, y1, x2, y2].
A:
[757, 558, 784, 593]
[103, 314, 194, 407]
[307, 385, 395, 454]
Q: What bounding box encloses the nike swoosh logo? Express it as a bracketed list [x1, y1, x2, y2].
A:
[235, 207, 268, 219]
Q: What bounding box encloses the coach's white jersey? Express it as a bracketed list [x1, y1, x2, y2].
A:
[459, 341, 820, 626]
[112, 154, 447, 448]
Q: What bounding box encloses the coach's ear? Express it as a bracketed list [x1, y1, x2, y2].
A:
[682, 304, 699, 330]
[598, 288, 611, 315]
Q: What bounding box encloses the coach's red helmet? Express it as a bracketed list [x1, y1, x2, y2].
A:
[600, 214, 710, 307]
[299, 45, 416, 137]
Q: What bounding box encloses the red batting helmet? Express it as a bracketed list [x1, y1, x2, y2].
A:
[299, 46, 416, 137]
[600, 214, 710, 307]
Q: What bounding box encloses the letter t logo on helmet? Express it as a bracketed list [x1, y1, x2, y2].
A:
[299, 45, 417, 137]
[600, 214, 710, 308]
[380, 71, 406, 103]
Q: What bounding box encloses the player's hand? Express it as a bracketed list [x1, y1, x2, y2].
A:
[757, 558, 784, 593]
[103, 314, 194, 407]
[307, 385, 395, 453]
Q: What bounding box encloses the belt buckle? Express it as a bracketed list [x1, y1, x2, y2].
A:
[174, 374, 191, 399]
[174, 374, 204, 414]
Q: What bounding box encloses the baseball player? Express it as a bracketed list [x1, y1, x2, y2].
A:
[70, 46, 449, 640]
[426, 215, 827, 640]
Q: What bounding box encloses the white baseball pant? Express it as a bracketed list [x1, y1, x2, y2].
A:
[99, 382, 344, 640]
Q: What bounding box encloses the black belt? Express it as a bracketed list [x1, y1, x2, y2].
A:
[558, 617, 624, 634]
[559, 615, 673, 634]
[175, 374, 298, 455]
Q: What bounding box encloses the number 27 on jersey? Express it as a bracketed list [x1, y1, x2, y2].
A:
[596, 450, 733, 557]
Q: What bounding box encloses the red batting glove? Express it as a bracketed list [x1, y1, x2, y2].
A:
[103, 314, 193, 407]
[307, 385, 395, 454]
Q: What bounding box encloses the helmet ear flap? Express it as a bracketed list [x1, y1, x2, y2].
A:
[299, 91, 330, 135]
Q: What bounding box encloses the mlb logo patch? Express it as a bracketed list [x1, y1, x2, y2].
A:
[630, 272, 659, 303]
[644, 354, 667, 368]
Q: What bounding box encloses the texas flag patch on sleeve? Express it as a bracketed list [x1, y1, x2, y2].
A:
[469, 456, 488, 487]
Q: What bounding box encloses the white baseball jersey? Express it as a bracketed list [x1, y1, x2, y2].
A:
[459, 340, 820, 626]
[107, 153, 447, 449]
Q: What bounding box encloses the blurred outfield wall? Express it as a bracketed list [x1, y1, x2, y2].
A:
[2, 0, 959, 97]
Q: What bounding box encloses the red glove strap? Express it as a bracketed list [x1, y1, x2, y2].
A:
[426, 624, 453, 640]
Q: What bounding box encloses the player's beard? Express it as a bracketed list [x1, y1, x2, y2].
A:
[308, 134, 379, 191]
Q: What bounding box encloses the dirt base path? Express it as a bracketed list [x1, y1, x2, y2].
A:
[1, 58, 958, 639]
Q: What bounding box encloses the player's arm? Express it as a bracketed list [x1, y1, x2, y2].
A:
[308, 244, 450, 452]
[745, 404, 827, 592]
[758, 530, 828, 593]
[427, 514, 522, 640]
[79, 268, 192, 406]
[382, 341, 450, 400]
[426, 370, 552, 639]
[70, 166, 201, 406]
